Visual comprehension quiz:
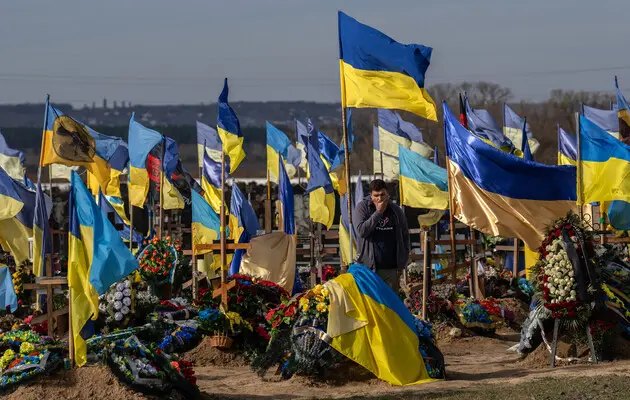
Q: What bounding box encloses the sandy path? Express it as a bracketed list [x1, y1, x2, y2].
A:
[195, 330, 630, 399]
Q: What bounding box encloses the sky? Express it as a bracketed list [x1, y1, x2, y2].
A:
[0, 0, 629, 106]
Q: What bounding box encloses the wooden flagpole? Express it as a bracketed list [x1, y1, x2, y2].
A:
[265, 169, 272, 233]
[576, 112, 583, 220]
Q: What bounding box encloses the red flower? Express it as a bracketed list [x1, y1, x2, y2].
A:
[237, 296, 244, 303]
[284, 303, 296, 317]
[256, 325, 271, 340]
[265, 308, 278, 322]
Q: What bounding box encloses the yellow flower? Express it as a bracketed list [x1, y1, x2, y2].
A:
[315, 295, 324, 303]
[316, 302, 327, 313]
[301, 304, 309, 313]
[321, 288, 329, 298]
[19, 342, 35, 355]
[299, 297, 309, 307]
[312, 285, 323, 296]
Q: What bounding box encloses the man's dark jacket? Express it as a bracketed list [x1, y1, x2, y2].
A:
[352, 196, 410, 269]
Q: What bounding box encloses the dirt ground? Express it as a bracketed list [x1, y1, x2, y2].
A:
[7, 328, 630, 399]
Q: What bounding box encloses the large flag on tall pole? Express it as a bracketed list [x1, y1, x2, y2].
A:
[68, 171, 139, 366]
[444, 102, 576, 249]
[217, 78, 246, 173]
[338, 11, 437, 121]
[616, 76, 630, 143]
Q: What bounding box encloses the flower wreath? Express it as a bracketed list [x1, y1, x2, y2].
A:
[531, 212, 597, 321]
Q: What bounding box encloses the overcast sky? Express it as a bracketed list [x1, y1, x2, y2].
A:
[0, 0, 628, 106]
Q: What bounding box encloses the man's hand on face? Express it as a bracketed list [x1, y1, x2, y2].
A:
[371, 189, 389, 213]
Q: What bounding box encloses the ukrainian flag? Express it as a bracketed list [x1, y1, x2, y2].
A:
[399, 146, 449, 210]
[33, 183, 52, 277]
[201, 149, 225, 214]
[266, 121, 301, 182]
[68, 171, 139, 366]
[160, 137, 185, 210]
[217, 78, 246, 173]
[583, 104, 619, 139]
[191, 189, 221, 255]
[444, 102, 576, 250]
[128, 113, 163, 208]
[339, 193, 356, 266]
[278, 155, 295, 235]
[616, 77, 630, 138]
[318, 130, 345, 193]
[372, 125, 396, 177]
[41, 104, 121, 197]
[464, 97, 518, 154]
[338, 11, 437, 121]
[306, 123, 336, 229]
[0, 131, 26, 182]
[0, 168, 39, 265]
[324, 264, 436, 385]
[579, 115, 630, 204]
[196, 121, 223, 167]
[558, 126, 577, 166]
[503, 104, 540, 154]
[97, 191, 143, 246]
[228, 184, 260, 275]
[295, 119, 309, 172]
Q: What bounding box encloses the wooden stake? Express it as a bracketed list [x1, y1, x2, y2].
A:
[512, 238, 519, 279]
[576, 112, 584, 220]
[265, 169, 272, 233]
[421, 228, 431, 320]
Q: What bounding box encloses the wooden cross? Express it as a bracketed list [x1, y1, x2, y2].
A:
[212, 279, 236, 310]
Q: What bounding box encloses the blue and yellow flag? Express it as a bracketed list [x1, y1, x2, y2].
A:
[196, 121, 223, 167]
[558, 126, 577, 166]
[444, 102, 576, 249]
[324, 264, 435, 385]
[266, 121, 301, 182]
[579, 114, 630, 204]
[97, 191, 143, 246]
[33, 183, 53, 277]
[306, 121, 336, 229]
[464, 97, 518, 154]
[41, 103, 124, 197]
[503, 104, 540, 154]
[128, 113, 163, 208]
[339, 193, 356, 266]
[0, 168, 42, 265]
[278, 154, 295, 235]
[375, 110, 432, 179]
[399, 146, 449, 210]
[0, 131, 26, 183]
[201, 149, 225, 214]
[0, 265, 18, 313]
[191, 189, 221, 255]
[521, 117, 533, 161]
[338, 11, 436, 121]
[228, 184, 260, 275]
[582, 104, 619, 139]
[295, 119, 309, 172]
[217, 78, 246, 173]
[68, 171, 139, 366]
[616, 77, 630, 139]
[159, 137, 185, 210]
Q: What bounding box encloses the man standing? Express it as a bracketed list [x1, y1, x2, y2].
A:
[353, 179, 410, 292]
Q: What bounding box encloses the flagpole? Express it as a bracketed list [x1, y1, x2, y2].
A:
[341, 107, 353, 265]
[380, 152, 384, 180]
[220, 150, 227, 282]
[37, 94, 50, 185]
[129, 204, 134, 251]
[445, 145, 458, 282]
[266, 168, 272, 233]
[576, 112, 583, 220]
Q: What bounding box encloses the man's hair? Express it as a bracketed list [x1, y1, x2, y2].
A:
[369, 179, 388, 193]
